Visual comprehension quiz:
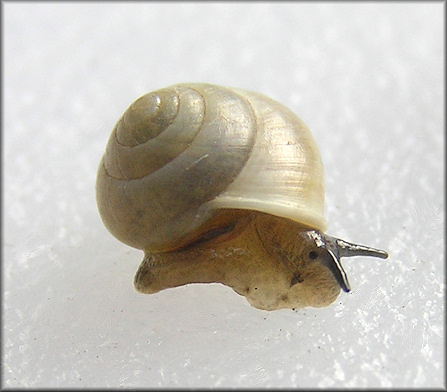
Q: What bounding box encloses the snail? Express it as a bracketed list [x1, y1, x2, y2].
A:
[96, 83, 388, 311]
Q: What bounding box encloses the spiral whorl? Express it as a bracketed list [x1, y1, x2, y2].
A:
[96, 84, 257, 251]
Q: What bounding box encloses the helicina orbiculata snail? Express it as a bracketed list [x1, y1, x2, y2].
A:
[96, 83, 388, 311]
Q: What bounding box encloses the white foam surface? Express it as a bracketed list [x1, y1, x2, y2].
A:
[3, 3, 444, 388]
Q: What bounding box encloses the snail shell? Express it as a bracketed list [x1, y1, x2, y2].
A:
[96, 83, 388, 311]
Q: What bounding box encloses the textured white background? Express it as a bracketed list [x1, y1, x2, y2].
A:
[3, 2, 444, 388]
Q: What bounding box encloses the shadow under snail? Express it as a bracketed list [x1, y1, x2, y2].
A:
[96, 83, 388, 311]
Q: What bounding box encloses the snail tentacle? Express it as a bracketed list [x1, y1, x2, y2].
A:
[304, 230, 388, 292]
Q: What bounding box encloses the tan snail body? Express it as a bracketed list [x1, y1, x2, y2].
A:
[96, 83, 388, 311]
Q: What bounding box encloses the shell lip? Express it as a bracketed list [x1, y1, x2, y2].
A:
[206, 197, 327, 232]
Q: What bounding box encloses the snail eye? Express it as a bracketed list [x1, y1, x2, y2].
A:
[308, 251, 318, 260]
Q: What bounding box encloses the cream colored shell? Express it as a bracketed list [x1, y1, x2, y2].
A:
[96, 83, 325, 253]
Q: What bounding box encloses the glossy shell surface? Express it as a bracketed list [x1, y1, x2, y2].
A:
[96, 83, 325, 252]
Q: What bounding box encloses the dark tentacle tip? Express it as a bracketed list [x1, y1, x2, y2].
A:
[303, 230, 388, 293]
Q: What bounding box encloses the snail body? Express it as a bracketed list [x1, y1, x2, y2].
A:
[96, 83, 388, 311]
